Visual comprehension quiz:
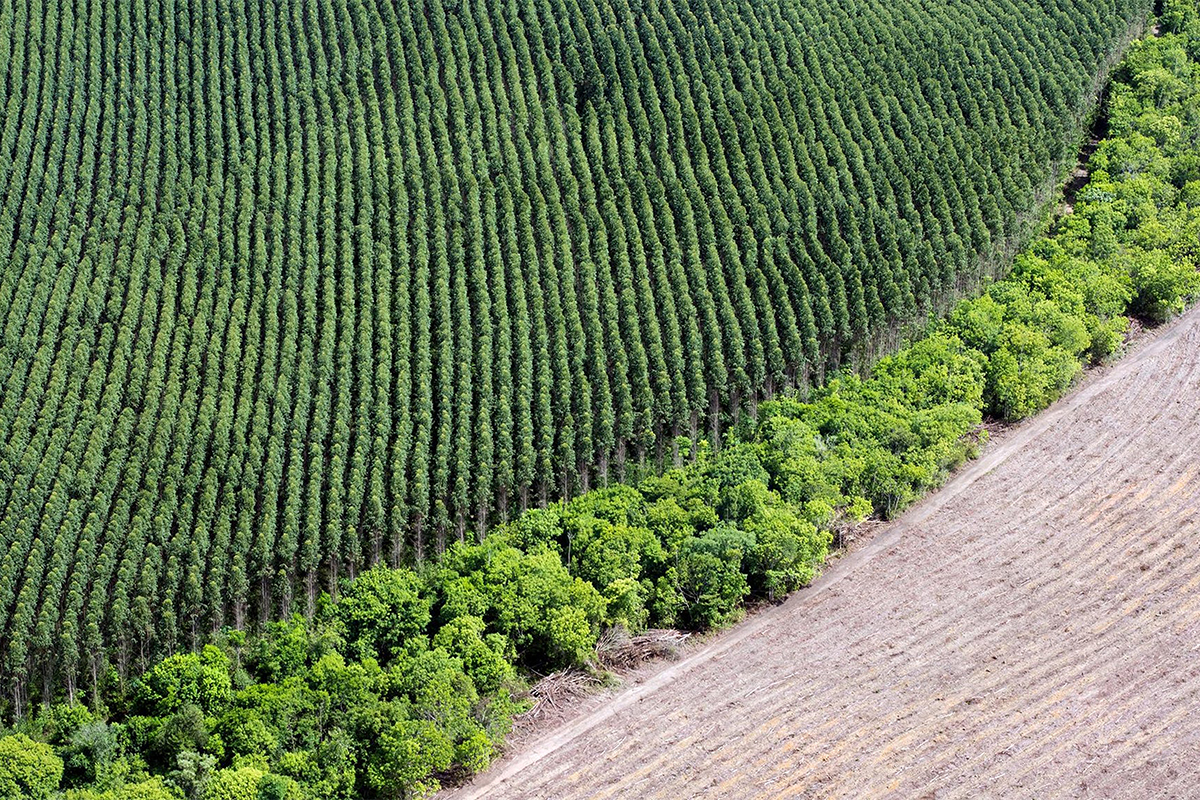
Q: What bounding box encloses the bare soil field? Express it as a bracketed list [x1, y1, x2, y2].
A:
[445, 305, 1200, 800]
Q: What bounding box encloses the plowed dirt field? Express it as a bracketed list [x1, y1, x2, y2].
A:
[446, 306, 1200, 800]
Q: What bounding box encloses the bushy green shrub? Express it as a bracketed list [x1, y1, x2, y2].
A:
[0, 734, 63, 800]
[336, 568, 431, 665]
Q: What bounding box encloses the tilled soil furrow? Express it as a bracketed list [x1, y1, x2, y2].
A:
[446, 306, 1200, 800]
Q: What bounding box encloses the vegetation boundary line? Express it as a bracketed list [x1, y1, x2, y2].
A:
[448, 301, 1200, 800]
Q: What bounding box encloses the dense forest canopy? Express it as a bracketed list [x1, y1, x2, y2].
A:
[0, 0, 1152, 708]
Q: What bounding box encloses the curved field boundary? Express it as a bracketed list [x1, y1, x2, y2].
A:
[447, 304, 1200, 799]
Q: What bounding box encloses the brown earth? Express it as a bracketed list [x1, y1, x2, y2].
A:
[443, 304, 1200, 800]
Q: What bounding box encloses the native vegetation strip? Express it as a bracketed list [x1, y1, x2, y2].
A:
[4, 7, 1200, 799]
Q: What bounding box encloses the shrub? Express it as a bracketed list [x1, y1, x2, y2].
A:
[0, 735, 63, 800]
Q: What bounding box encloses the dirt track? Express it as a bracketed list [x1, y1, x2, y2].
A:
[446, 306, 1200, 800]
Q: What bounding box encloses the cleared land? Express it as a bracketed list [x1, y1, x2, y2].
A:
[448, 305, 1200, 799]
